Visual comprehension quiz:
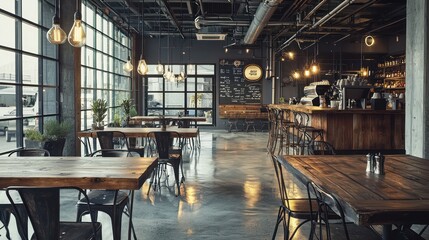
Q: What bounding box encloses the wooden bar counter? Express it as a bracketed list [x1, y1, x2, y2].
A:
[271, 104, 405, 154]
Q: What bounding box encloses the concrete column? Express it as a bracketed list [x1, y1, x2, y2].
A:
[59, 0, 80, 156]
[405, 0, 429, 157]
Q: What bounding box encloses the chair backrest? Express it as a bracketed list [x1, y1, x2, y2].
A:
[271, 155, 292, 209]
[306, 181, 350, 240]
[8, 148, 50, 157]
[6, 186, 99, 240]
[96, 131, 128, 150]
[148, 131, 181, 159]
[90, 149, 138, 157]
[309, 141, 336, 155]
[294, 111, 310, 128]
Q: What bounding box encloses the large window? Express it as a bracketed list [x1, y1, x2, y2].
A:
[80, 1, 132, 131]
[145, 64, 215, 125]
[0, 0, 59, 151]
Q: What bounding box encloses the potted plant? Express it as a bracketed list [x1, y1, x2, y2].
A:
[121, 99, 137, 126]
[91, 99, 108, 130]
[24, 120, 72, 156]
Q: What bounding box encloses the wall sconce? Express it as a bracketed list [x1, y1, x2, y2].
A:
[365, 35, 375, 47]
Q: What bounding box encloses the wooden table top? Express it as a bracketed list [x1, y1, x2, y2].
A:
[131, 115, 206, 121]
[279, 155, 429, 226]
[78, 127, 199, 138]
[0, 156, 158, 190]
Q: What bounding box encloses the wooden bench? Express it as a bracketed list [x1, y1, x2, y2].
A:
[219, 105, 268, 132]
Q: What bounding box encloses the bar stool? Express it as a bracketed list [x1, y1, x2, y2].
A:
[279, 109, 296, 155]
[295, 111, 324, 155]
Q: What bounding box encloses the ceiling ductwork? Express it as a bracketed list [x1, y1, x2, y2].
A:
[243, 0, 283, 45]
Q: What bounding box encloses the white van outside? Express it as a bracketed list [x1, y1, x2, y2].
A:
[0, 87, 38, 140]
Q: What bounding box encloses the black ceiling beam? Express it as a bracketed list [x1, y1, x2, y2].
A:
[157, 0, 185, 38]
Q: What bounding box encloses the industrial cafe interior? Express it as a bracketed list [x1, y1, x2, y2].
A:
[1, 0, 428, 239]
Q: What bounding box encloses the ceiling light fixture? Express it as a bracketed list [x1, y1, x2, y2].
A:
[292, 71, 300, 79]
[156, 6, 164, 74]
[137, 0, 148, 75]
[365, 35, 375, 47]
[46, 0, 67, 44]
[68, 0, 86, 47]
[123, 9, 133, 73]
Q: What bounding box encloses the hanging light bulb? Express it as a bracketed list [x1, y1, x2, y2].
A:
[137, 57, 148, 75]
[137, 2, 147, 76]
[169, 74, 176, 82]
[311, 63, 319, 74]
[225, 48, 229, 53]
[187, 64, 194, 72]
[361, 67, 368, 77]
[123, 56, 133, 73]
[287, 52, 295, 60]
[304, 69, 311, 77]
[47, 0, 66, 44]
[156, 63, 164, 74]
[292, 71, 300, 79]
[68, 0, 86, 47]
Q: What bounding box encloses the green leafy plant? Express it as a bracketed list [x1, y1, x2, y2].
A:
[121, 99, 134, 118]
[92, 99, 108, 124]
[44, 120, 72, 140]
[24, 120, 71, 141]
[24, 128, 44, 141]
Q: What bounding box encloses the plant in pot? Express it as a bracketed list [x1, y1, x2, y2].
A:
[24, 120, 72, 156]
[121, 99, 137, 126]
[91, 99, 108, 130]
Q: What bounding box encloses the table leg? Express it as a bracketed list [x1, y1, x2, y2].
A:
[128, 190, 135, 240]
[382, 224, 393, 240]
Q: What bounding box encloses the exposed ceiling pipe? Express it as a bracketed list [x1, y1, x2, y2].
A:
[332, 0, 377, 24]
[310, 0, 355, 29]
[303, 0, 327, 21]
[243, 0, 284, 45]
[276, 24, 309, 53]
[194, 17, 296, 28]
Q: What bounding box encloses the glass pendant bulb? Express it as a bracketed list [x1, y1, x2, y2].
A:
[311, 64, 319, 74]
[123, 56, 133, 73]
[169, 74, 176, 82]
[47, 16, 66, 44]
[304, 69, 311, 77]
[68, 12, 86, 47]
[156, 63, 164, 74]
[137, 56, 148, 75]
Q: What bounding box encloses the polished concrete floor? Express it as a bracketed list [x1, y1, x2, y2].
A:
[2, 130, 429, 239]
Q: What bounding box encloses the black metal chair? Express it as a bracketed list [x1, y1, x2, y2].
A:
[147, 131, 184, 196]
[76, 149, 137, 240]
[271, 155, 341, 240]
[6, 186, 102, 240]
[7, 148, 50, 157]
[308, 141, 336, 155]
[96, 130, 145, 157]
[0, 148, 50, 239]
[306, 181, 380, 240]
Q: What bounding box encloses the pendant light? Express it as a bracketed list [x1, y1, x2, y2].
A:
[123, 10, 133, 73]
[46, 0, 67, 44]
[187, 27, 194, 72]
[137, 0, 148, 75]
[68, 0, 86, 47]
[156, 7, 164, 74]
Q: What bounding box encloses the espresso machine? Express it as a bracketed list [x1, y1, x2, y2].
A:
[301, 84, 330, 106]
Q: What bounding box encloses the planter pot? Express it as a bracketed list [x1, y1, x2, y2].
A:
[24, 138, 66, 156]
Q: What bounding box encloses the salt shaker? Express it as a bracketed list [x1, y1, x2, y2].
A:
[366, 153, 373, 173]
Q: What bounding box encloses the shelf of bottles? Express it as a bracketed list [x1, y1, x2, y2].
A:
[374, 55, 406, 79]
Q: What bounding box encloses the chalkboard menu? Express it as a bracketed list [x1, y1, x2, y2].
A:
[219, 59, 262, 104]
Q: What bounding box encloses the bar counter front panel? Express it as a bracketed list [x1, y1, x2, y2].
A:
[272, 104, 405, 153]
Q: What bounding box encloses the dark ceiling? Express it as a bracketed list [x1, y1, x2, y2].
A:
[92, 0, 406, 52]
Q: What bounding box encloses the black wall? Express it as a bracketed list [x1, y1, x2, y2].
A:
[142, 37, 272, 129]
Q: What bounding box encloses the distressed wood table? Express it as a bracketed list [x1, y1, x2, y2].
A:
[279, 155, 429, 240]
[0, 156, 158, 240]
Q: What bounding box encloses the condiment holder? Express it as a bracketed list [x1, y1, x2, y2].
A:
[366, 153, 385, 175]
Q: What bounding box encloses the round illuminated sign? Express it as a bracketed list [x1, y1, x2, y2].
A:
[244, 64, 263, 81]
